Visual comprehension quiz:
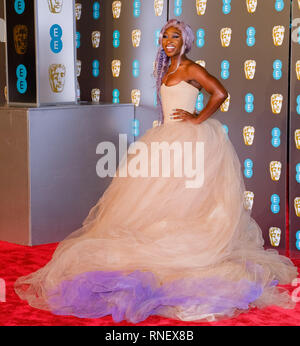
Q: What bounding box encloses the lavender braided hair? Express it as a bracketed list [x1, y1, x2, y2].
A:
[153, 19, 195, 124]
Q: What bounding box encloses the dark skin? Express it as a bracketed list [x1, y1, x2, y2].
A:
[161, 26, 228, 124]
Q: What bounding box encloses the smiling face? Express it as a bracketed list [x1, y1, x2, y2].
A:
[162, 26, 183, 58]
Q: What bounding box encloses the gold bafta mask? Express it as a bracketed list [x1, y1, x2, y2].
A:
[269, 161, 282, 181]
[220, 28, 232, 47]
[272, 25, 285, 46]
[244, 60, 256, 80]
[298, 0, 300, 10]
[220, 93, 230, 112]
[91, 88, 100, 103]
[195, 60, 206, 68]
[294, 197, 300, 217]
[131, 89, 141, 107]
[269, 227, 281, 247]
[132, 29, 141, 48]
[49, 64, 66, 93]
[76, 60, 81, 77]
[154, 0, 164, 16]
[243, 126, 255, 146]
[13, 25, 28, 55]
[111, 59, 121, 77]
[152, 120, 162, 128]
[196, 0, 207, 15]
[246, 0, 257, 13]
[47, 0, 63, 13]
[271, 94, 283, 114]
[4, 86, 7, 103]
[296, 60, 300, 81]
[92, 31, 101, 48]
[112, 1, 121, 18]
[75, 3, 82, 20]
[244, 191, 254, 211]
[295, 129, 300, 150]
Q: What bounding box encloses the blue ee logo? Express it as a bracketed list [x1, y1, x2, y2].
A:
[112, 89, 120, 103]
[271, 127, 281, 148]
[50, 24, 63, 54]
[14, 0, 25, 14]
[244, 158, 253, 178]
[16, 64, 27, 94]
[92, 60, 100, 77]
[132, 60, 139, 78]
[246, 27, 256, 47]
[93, 2, 100, 19]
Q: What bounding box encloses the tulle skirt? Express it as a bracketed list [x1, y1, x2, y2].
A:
[14, 118, 298, 323]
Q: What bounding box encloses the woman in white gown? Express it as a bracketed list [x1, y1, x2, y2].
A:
[14, 19, 298, 323]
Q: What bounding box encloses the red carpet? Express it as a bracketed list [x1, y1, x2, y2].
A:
[0, 239, 300, 326]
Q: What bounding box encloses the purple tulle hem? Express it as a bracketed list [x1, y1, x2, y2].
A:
[46, 270, 265, 323]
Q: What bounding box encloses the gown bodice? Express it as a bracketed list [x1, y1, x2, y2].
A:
[160, 80, 200, 124]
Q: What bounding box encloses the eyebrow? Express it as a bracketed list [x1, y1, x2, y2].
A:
[164, 31, 181, 35]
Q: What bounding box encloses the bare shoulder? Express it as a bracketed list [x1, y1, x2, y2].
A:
[186, 60, 209, 78]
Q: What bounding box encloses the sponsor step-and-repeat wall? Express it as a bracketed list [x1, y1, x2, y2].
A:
[0, 0, 299, 258]
[290, 0, 300, 258]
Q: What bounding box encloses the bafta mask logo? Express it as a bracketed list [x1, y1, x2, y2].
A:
[269, 161, 282, 181]
[112, 1, 121, 18]
[131, 89, 141, 107]
[4, 86, 7, 103]
[246, 0, 257, 13]
[196, 0, 207, 15]
[49, 64, 66, 93]
[195, 60, 206, 68]
[111, 59, 121, 77]
[244, 191, 254, 211]
[220, 93, 230, 112]
[220, 28, 232, 47]
[244, 60, 256, 80]
[47, 0, 63, 14]
[75, 3, 82, 20]
[132, 29, 141, 47]
[271, 94, 283, 114]
[76, 60, 81, 77]
[91, 88, 100, 103]
[298, 0, 300, 10]
[269, 227, 281, 247]
[154, 0, 164, 16]
[152, 120, 162, 127]
[272, 25, 285, 46]
[294, 197, 300, 217]
[243, 126, 255, 146]
[296, 60, 300, 81]
[13, 25, 28, 55]
[295, 129, 300, 150]
[92, 31, 101, 48]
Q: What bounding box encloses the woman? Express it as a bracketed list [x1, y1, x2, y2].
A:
[15, 19, 298, 323]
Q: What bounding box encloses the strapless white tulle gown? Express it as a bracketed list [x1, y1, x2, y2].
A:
[14, 81, 298, 323]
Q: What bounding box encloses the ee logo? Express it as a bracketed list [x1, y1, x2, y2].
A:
[50, 24, 63, 53]
[14, 0, 25, 14]
[16, 64, 27, 94]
